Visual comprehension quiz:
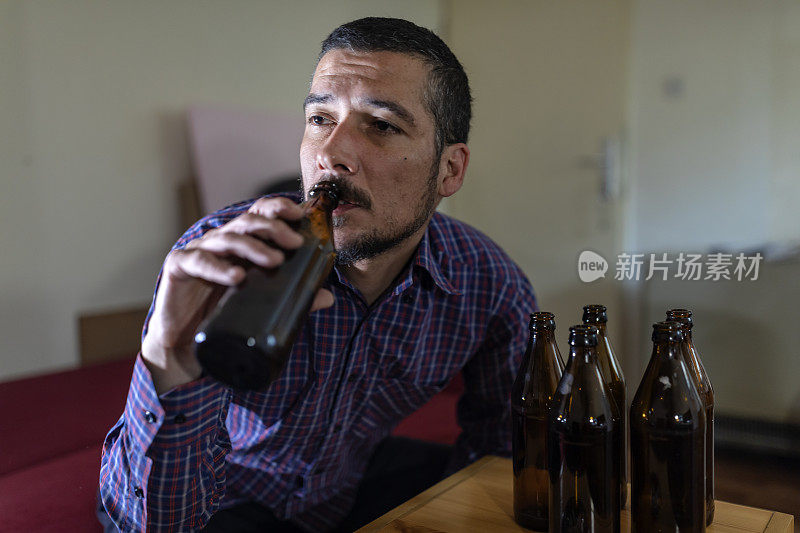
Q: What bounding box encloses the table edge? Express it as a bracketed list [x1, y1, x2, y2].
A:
[355, 455, 795, 533]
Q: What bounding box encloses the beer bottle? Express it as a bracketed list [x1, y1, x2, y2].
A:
[548, 325, 621, 533]
[512, 312, 565, 530]
[630, 321, 706, 532]
[194, 181, 339, 390]
[666, 309, 715, 526]
[582, 304, 627, 508]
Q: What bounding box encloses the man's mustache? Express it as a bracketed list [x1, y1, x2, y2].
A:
[315, 176, 372, 210]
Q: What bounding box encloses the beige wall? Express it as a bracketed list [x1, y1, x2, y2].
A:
[628, 0, 800, 252]
[627, 0, 800, 422]
[445, 0, 632, 376]
[769, 1, 800, 244]
[0, 1, 443, 380]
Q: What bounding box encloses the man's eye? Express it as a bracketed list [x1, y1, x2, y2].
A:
[373, 120, 400, 134]
[308, 115, 331, 126]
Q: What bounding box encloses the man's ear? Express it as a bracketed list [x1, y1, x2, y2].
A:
[437, 143, 469, 198]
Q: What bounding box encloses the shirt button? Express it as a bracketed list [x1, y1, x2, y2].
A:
[173, 413, 187, 424]
[333, 423, 343, 432]
[401, 293, 414, 304]
[346, 374, 357, 383]
[134, 487, 144, 498]
[143, 411, 157, 424]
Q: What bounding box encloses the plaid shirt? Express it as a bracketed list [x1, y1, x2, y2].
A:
[99, 196, 537, 532]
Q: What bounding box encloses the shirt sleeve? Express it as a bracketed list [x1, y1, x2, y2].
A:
[98, 201, 260, 530]
[446, 273, 537, 474]
[99, 354, 232, 532]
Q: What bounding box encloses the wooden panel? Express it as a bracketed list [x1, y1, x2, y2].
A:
[765, 513, 796, 533]
[78, 306, 148, 365]
[359, 456, 794, 533]
[714, 500, 773, 531]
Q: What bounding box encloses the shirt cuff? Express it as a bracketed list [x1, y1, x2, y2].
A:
[123, 353, 231, 453]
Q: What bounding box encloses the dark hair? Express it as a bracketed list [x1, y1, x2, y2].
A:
[319, 17, 472, 159]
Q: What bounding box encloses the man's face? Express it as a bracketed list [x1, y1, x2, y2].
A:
[300, 49, 440, 264]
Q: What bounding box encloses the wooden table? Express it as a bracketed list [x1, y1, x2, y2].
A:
[358, 455, 794, 532]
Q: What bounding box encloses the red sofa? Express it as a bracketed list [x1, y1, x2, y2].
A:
[0, 358, 462, 532]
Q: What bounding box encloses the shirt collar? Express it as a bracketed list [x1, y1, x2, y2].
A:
[409, 220, 462, 295]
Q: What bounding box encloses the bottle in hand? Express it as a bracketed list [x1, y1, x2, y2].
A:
[582, 304, 627, 508]
[666, 308, 715, 526]
[630, 321, 706, 532]
[194, 182, 339, 390]
[548, 325, 621, 533]
[512, 312, 565, 531]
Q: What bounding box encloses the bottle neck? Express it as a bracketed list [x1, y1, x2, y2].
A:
[530, 328, 556, 343]
[569, 344, 598, 365]
[675, 325, 695, 353]
[582, 320, 607, 337]
[653, 339, 683, 361]
[304, 189, 338, 240]
[305, 190, 338, 215]
[668, 317, 694, 341]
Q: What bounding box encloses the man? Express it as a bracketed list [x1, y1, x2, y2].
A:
[99, 17, 536, 532]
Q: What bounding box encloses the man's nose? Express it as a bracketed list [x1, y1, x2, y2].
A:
[316, 121, 359, 176]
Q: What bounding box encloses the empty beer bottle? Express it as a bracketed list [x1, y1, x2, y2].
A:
[666, 309, 715, 526]
[582, 304, 627, 508]
[548, 325, 621, 533]
[512, 312, 565, 531]
[194, 181, 339, 390]
[630, 322, 706, 533]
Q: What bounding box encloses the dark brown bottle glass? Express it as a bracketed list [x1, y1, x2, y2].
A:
[630, 322, 706, 533]
[194, 182, 339, 390]
[666, 309, 715, 526]
[548, 325, 621, 533]
[582, 304, 627, 508]
[512, 312, 565, 531]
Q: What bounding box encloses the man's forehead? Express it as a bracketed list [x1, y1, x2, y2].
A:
[311, 49, 429, 94]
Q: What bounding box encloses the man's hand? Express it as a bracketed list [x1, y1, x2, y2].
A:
[141, 197, 335, 394]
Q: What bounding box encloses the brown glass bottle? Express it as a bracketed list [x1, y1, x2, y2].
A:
[666, 309, 715, 526]
[582, 304, 627, 508]
[194, 182, 339, 390]
[548, 325, 621, 533]
[630, 322, 706, 533]
[512, 312, 565, 531]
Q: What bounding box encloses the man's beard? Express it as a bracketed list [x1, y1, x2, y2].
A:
[302, 168, 439, 266]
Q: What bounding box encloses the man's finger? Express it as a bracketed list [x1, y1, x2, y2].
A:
[195, 232, 286, 268]
[248, 196, 305, 220]
[225, 215, 304, 249]
[170, 249, 246, 286]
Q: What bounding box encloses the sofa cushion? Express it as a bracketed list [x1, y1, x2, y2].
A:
[0, 358, 463, 533]
[0, 357, 134, 476]
[0, 445, 103, 532]
[391, 373, 463, 444]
